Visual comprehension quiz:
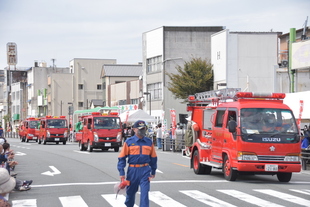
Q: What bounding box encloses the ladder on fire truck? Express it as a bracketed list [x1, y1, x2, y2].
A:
[189, 88, 241, 104]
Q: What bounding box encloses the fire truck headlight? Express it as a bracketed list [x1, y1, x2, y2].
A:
[284, 153, 300, 162]
[47, 130, 50, 138]
[117, 132, 122, 142]
[237, 152, 258, 161]
[28, 134, 34, 137]
[94, 132, 99, 142]
[64, 131, 68, 138]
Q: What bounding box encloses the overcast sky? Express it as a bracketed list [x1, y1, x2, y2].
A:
[1, 0, 309, 68]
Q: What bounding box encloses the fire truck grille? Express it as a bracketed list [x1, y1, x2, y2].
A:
[99, 137, 116, 141]
[51, 134, 64, 136]
[257, 155, 285, 161]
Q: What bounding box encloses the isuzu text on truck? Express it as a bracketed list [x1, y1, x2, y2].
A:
[77, 112, 123, 152]
[19, 117, 40, 142]
[185, 88, 301, 182]
[38, 116, 69, 145]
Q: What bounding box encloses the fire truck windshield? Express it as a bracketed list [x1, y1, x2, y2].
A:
[29, 121, 39, 129]
[47, 119, 67, 128]
[240, 108, 298, 143]
[94, 117, 120, 129]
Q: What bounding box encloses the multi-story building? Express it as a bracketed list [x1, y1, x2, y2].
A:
[101, 64, 142, 109]
[142, 26, 224, 127]
[211, 30, 281, 92]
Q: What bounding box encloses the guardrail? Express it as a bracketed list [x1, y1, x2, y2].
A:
[301, 149, 310, 170]
[3, 132, 19, 138]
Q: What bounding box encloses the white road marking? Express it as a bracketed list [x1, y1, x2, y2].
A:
[101, 194, 139, 207]
[255, 189, 310, 207]
[148, 191, 186, 207]
[219, 189, 284, 207]
[290, 189, 310, 195]
[15, 151, 27, 156]
[12, 199, 37, 207]
[59, 196, 88, 207]
[73, 150, 90, 154]
[181, 190, 236, 207]
[41, 166, 61, 176]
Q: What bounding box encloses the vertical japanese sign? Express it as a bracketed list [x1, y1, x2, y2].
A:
[170, 109, 176, 139]
[7, 42, 18, 66]
[297, 100, 303, 131]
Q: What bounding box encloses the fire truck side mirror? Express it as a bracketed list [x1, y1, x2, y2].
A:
[228, 120, 237, 133]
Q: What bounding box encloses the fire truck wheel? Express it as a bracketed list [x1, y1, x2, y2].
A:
[87, 141, 93, 152]
[56, 142, 59, 145]
[223, 155, 238, 181]
[114, 147, 119, 152]
[79, 142, 85, 151]
[277, 172, 292, 182]
[38, 139, 41, 144]
[192, 150, 211, 174]
[63, 141, 66, 145]
[26, 139, 29, 143]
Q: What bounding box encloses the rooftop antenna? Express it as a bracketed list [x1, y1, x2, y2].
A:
[51, 58, 56, 71]
[301, 16, 308, 40]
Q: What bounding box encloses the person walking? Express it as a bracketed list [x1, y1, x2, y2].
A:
[156, 123, 163, 149]
[117, 120, 157, 207]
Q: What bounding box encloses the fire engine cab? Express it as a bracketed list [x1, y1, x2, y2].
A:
[19, 117, 40, 142]
[38, 116, 69, 145]
[77, 112, 123, 152]
[186, 88, 301, 182]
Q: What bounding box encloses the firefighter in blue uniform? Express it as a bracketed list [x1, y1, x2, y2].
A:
[117, 120, 157, 207]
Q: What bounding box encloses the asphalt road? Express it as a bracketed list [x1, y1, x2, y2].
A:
[6, 137, 310, 207]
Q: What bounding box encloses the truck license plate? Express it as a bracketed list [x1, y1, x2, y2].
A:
[265, 164, 278, 171]
[105, 143, 111, 147]
[55, 138, 60, 141]
[33, 137, 37, 139]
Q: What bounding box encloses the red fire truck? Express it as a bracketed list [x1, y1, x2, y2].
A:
[77, 112, 123, 152]
[38, 116, 69, 145]
[19, 117, 40, 142]
[186, 88, 301, 182]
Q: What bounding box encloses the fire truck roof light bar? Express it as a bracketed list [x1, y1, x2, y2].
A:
[236, 92, 286, 99]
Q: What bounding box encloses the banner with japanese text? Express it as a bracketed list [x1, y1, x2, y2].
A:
[170, 109, 176, 139]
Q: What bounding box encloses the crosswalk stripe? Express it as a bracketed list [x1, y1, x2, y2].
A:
[148, 191, 186, 207]
[254, 189, 310, 207]
[12, 199, 37, 207]
[290, 189, 310, 195]
[180, 190, 236, 207]
[59, 195, 87, 207]
[101, 194, 138, 207]
[218, 190, 284, 207]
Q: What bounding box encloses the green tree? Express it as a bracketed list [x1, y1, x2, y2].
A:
[167, 57, 213, 102]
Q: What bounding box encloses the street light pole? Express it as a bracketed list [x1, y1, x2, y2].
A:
[143, 92, 151, 115]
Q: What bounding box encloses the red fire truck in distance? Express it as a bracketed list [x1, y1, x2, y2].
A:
[19, 117, 40, 142]
[186, 88, 301, 182]
[77, 112, 123, 152]
[38, 116, 69, 145]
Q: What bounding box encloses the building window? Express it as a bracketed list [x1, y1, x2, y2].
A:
[147, 82, 162, 100]
[11, 92, 15, 101]
[147, 56, 162, 73]
[78, 84, 84, 90]
[78, 102, 84, 107]
[97, 84, 102, 90]
[130, 99, 139, 104]
[118, 100, 126, 105]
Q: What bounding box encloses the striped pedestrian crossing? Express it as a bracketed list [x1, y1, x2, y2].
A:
[11, 189, 310, 207]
